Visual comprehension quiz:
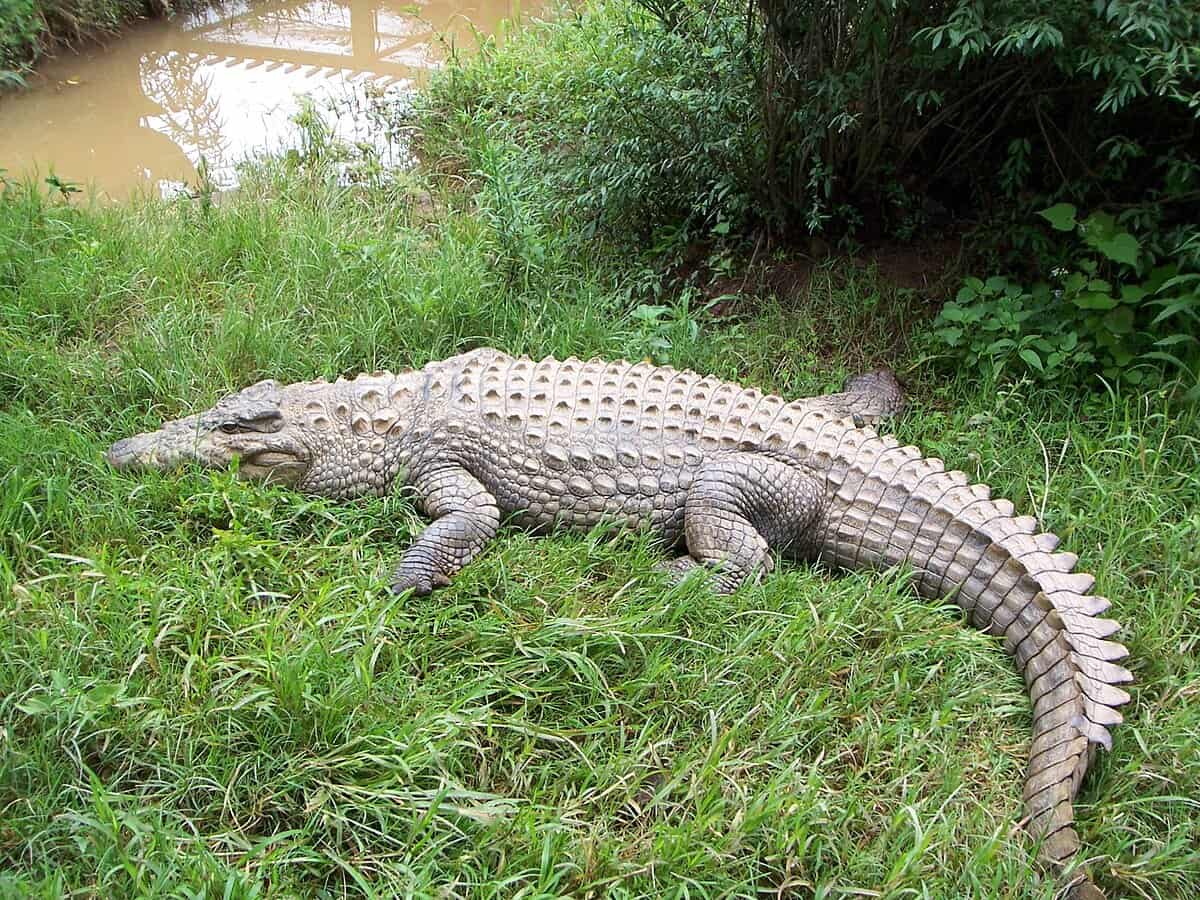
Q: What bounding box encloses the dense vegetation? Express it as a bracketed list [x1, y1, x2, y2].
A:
[2, 1, 1198, 898]
[430, 1, 1199, 238]
[427, 0, 1199, 388]
[0, 0, 195, 85]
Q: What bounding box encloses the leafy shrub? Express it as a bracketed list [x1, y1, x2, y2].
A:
[424, 0, 1200, 248]
[422, 4, 766, 240]
[933, 206, 1199, 390]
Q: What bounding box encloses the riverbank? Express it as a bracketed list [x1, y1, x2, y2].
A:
[1, 3, 1198, 897]
[0, 0, 539, 200]
[0, 0, 204, 85]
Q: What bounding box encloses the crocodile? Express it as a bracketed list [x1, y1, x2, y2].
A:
[106, 348, 1130, 898]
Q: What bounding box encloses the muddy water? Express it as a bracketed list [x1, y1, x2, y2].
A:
[0, 0, 537, 199]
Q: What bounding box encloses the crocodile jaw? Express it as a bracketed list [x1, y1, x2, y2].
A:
[107, 414, 202, 471]
[106, 413, 310, 487]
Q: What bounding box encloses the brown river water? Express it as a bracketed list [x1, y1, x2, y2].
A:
[0, 0, 538, 200]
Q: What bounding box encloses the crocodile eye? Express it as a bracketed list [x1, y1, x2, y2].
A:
[219, 422, 240, 434]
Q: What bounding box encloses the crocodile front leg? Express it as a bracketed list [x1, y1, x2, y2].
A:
[667, 451, 825, 593]
[391, 465, 500, 596]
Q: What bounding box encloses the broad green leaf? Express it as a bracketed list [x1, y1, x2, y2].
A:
[1110, 346, 1134, 366]
[1096, 232, 1140, 267]
[632, 304, 669, 320]
[87, 683, 122, 707]
[1083, 210, 1116, 239]
[1063, 271, 1087, 292]
[1038, 203, 1076, 231]
[17, 696, 52, 716]
[1074, 291, 1119, 310]
[1120, 284, 1147, 304]
[1018, 348, 1044, 371]
[1103, 306, 1135, 333]
[936, 326, 963, 346]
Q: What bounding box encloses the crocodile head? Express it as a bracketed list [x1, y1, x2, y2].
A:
[106, 379, 315, 486]
[108, 374, 424, 496]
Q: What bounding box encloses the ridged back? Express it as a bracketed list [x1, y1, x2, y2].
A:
[423, 350, 896, 448]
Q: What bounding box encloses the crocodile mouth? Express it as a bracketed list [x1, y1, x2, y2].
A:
[236, 449, 309, 484]
[106, 423, 309, 485]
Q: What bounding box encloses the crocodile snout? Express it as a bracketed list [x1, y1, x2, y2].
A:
[106, 434, 152, 470]
[106, 437, 134, 468]
[106, 429, 178, 471]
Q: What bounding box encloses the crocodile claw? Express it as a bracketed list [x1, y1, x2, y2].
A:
[390, 570, 451, 597]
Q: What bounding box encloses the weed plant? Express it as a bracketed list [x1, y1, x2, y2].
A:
[2, 36, 1199, 900]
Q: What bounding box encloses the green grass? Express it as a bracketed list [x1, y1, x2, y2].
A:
[2, 37, 1200, 900]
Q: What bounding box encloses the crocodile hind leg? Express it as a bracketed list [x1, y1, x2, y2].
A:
[667, 452, 824, 593]
[390, 465, 500, 596]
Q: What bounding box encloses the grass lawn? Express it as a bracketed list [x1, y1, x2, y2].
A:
[2, 18, 1199, 900]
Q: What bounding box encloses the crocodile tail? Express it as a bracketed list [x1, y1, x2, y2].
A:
[806, 426, 1131, 894]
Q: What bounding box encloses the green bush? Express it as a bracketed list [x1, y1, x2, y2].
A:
[424, 0, 1200, 248]
[422, 5, 764, 241]
[933, 205, 1200, 390]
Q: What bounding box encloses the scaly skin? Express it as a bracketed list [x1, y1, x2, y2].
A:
[107, 348, 1127, 897]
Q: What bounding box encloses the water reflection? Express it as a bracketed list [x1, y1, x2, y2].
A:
[0, 0, 537, 199]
